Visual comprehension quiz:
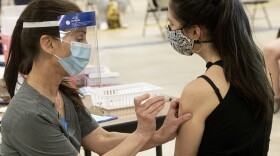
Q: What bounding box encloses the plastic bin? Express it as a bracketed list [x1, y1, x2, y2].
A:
[90, 83, 162, 110]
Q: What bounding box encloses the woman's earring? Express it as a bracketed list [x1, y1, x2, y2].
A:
[192, 40, 203, 53]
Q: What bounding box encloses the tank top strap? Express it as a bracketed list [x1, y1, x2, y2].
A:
[198, 75, 223, 102]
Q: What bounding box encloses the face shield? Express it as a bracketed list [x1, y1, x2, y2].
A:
[23, 11, 101, 84]
[56, 11, 101, 82]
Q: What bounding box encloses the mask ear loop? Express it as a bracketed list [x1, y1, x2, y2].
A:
[51, 47, 61, 60]
[51, 36, 71, 60]
[192, 40, 203, 53]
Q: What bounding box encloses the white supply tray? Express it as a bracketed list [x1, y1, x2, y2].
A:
[90, 83, 162, 110]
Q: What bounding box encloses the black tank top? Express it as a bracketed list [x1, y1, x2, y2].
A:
[197, 60, 272, 156]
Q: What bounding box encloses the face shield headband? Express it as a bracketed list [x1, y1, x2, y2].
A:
[22, 12, 99, 77]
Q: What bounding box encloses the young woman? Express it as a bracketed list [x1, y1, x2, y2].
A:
[166, 0, 274, 155]
[1, 0, 191, 155]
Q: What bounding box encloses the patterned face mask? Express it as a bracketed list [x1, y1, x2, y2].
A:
[166, 25, 194, 56]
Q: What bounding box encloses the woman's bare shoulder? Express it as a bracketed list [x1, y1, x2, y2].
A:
[179, 78, 216, 114]
[181, 78, 209, 99]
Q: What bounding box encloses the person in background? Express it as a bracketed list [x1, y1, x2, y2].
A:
[264, 28, 280, 114]
[92, 0, 129, 30]
[166, 0, 274, 155]
[1, 0, 192, 155]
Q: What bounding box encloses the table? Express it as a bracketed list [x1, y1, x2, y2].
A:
[83, 95, 171, 156]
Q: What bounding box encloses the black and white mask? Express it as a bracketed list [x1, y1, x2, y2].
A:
[166, 25, 194, 56]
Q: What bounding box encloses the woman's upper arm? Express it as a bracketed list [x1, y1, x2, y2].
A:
[174, 81, 214, 156]
[175, 115, 205, 156]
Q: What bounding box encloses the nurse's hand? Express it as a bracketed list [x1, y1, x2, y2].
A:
[154, 99, 192, 143]
[134, 94, 165, 141]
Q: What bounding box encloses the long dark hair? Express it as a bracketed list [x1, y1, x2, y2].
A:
[170, 0, 273, 121]
[4, 0, 84, 107]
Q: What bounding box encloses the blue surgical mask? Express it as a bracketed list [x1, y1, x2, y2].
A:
[53, 41, 91, 76]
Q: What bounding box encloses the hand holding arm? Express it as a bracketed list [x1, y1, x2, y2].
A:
[143, 99, 192, 149]
[103, 93, 165, 156]
[155, 99, 192, 142]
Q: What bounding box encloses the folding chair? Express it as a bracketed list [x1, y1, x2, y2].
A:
[142, 0, 168, 38]
[243, 0, 272, 28]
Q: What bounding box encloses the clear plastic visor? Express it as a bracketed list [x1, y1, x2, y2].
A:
[57, 11, 98, 67]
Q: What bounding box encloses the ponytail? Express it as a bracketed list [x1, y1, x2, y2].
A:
[214, 0, 273, 121]
[4, 21, 24, 98]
